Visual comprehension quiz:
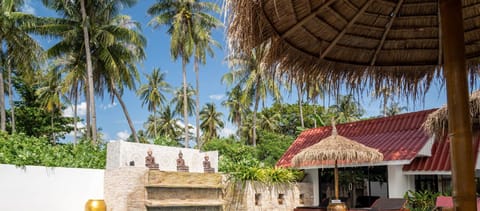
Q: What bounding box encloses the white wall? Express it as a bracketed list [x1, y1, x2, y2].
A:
[0, 164, 104, 211]
[106, 141, 218, 172]
[388, 165, 414, 198]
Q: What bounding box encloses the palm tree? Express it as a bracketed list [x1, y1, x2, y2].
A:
[329, 94, 365, 123]
[199, 103, 224, 146]
[155, 105, 181, 139]
[222, 85, 249, 128]
[385, 102, 407, 116]
[0, 0, 43, 132]
[40, 0, 143, 143]
[223, 42, 281, 146]
[171, 85, 195, 146]
[148, 0, 219, 148]
[137, 68, 171, 138]
[192, 13, 222, 148]
[258, 111, 280, 132]
[36, 66, 66, 144]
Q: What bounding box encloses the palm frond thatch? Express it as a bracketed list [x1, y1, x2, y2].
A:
[226, 0, 480, 98]
[292, 129, 383, 168]
[423, 90, 480, 136]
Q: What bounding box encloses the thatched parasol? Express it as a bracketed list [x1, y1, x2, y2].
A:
[292, 124, 383, 201]
[227, 0, 479, 209]
[423, 90, 480, 135]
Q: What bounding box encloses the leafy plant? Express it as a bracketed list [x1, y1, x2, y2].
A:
[404, 190, 440, 211]
[0, 132, 105, 169]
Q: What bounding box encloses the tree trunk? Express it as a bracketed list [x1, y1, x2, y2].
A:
[194, 57, 200, 147]
[113, 87, 139, 143]
[182, 58, 189, 148]
[153, 107, 157, 138]
[73, 93, 78, 145]
[80, 0, 97, 144]
[297, 84, 304, 128]
[85, 81, 91, 140]
[0, 48, 5, 131]
[252, 83, 260, 147]
[7, 64, 15, 133]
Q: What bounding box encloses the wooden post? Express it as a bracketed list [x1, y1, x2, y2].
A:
[440, 0, 477, 210]
[334, 160, 339, 200]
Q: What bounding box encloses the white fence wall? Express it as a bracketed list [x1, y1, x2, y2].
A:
[0, 164, 104, 211]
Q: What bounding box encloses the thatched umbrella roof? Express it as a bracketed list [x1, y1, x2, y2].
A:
[227, 1, 480, 209]
[292, 124, 383, 201]
[292, 127, 384, 168]
[423, 90, 480, 135]
[227, 0, 480, 95]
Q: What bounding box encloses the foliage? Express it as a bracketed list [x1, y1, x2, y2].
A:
[0, 132, 105, 169]
[201, 134, 301, 183]
[153, 136, 181, 147]
[404, 190, 440, 211]
[255, 131, 295, 167]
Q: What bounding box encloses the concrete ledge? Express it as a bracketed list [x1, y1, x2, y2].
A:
[145, 199, 224, 207]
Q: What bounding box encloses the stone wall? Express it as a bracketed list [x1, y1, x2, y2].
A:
[224, 181, 314, 211]
[106, 141, 218, 173]
[104, 167, 147, 211]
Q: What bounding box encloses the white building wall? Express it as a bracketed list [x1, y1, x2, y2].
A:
[304, 168, 319, 205]
[388, 165, 414, 198]
[0, 164, 104, 211]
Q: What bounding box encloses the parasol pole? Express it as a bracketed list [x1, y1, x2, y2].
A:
[334, 160, 339, 200]
[440, 0, 477, 210]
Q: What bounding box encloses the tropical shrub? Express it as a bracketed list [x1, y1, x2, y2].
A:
[404, 190, 440, 211]
[0, 132, 106, 169]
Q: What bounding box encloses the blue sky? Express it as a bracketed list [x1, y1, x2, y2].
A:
[24, 1, 449, 142]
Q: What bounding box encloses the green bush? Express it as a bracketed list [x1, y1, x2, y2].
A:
[404, 190, 440, 211]
[0, 132, 106, 169]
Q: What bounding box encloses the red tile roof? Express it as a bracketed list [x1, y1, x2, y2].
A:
[403, 133, 480, 173]
[276, 109, 437, 168]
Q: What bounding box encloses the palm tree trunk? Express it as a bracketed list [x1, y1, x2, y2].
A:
[85, 87, 91, 139]
[182, 58, 189, 148]
[73, 93, 78, 145]
[194, 57, 200, 147]
[252, 83, 260, 147]
[7, 64, 15, 133]
[80, 0, 97, 144]
[297, 84, 304, 128]
[51, 111, 56, 144]
[0, 45, 4, 132]
[153, 108, 157, 138]
[113, 87, 139, 143]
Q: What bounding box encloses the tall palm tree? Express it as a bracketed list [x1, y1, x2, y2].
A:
[148, 0, 219, 148]
[199, 103, 224, 146]
[137, 68, 171, 138]
[329, 94, 365, 123]
[40, 0, 143, 143]
[192, 12, 222, 147]
[36, 66, 66, 144]
[0, 0, 43, 132]
[171, 85, 195, 146]
[223, 42, 281, 146]
[155, 105, 181, 139]
[258, 111, 280, 132]
[222, 85, 249, 128]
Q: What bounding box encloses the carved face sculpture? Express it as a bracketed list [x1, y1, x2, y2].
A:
[147, 149, 153, 156]
[204, 155, 209, 161]
[178, 151, 183, 158]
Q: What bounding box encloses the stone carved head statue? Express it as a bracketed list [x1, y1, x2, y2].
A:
[178, 151, 183, 158]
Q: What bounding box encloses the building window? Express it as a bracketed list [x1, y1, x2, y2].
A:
[278, 193, 285, 205]
[299, 193, 305, 204]
[255, 193, 261, 206]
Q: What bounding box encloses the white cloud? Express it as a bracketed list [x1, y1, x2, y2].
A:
[115, 130, 130, 141]
[20, 1, 35, 14]
[63, 102, 87, 117]
[102, 102, 117, 110]
[209, 94, 225, 101]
